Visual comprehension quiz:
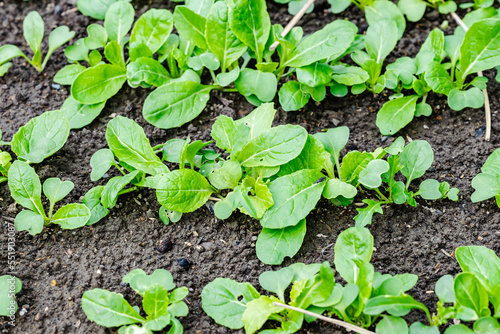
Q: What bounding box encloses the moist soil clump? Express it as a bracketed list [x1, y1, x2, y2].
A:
[1, 0, 499, 333]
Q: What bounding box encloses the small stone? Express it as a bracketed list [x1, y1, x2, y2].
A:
[331, 118, 340, 126]
[157, 239, 173, 253]
[51, 280, 57, 286]
[54, 5, 62, 14]
[251, 236, 258, 241]
[177, 258, 191, 270]
[120, 282, 129, 287]
[51, 84, 61, 90]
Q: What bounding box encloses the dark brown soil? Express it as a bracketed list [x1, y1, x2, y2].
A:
[1, 0, 500, 333]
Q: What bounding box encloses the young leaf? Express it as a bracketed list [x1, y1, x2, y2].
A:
[365, 20, 398, 65]
[77, 0, 129, 20]
[142, 80, 212, 129]
[106, 116, 167, 175]
[284, 20, 357, 68]
[418, 179, 442, 200]
[364, 294, 430, 319]
[359, 159, 390, 189]
[278, 81, 310, 111]
[376, 95, 418, 136]
[297, 63, 334, 87]
[0, 45, 28, 65]
[365, 1, 406, 39]
[82, 288, 146, 327]
[454, 273, 489, 318]
[83, 186, 109, 225]
[43, 178, 74, 204]
[90, 149, 115, 181]
[201, 278, 260, 329]
[455, 246, 500, 293]
[104, 1, 134, 44]
[447, 87, 484, 111]
[258, 268, 295, 302]
[354, 199, 383, 227]
[334, 227, 373, 284]
[11, 110, 70, 164]
[376, 315, 409, 334]
[278, 135, 332, 177]
[236, 125, 308, 167]
[208, 160, 242, 190]
[156, 169, 213, 213]
[206, 1, 246, 70]
[72, 64, 127, 104]
[54, 64, 86, 85]
[174, 6, 208, 50]
[323, 179, 357, 199]
[435, 275, 456, 303]
[398, 0, 426, 22]
[101, 170, 140, 209]
[14, 210, 44, 235]
[129, 269, 176, 296]
[234, 68, 277, 104]
[425, 61, 454, 95]
[142, 285, 170, 323]
[8, 161, 44, 215]
[60, 96, 106, 130]
[256, 219, 307, 265]
[130, 9, 173, 54]
[242, 296, 284, 334]
[51, 203, 91, 229]
[84, 24, 108, 50]
[260, 170, 325, 229]
[399, 140, 434, 186]
[234, 102, 276, 140]
[23, 11, 44, 55]
[471, 173, 500, 202]
[228, 0, 270, 63]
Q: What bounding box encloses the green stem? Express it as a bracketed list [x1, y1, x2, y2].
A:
[112, 162, 127, 176]
[375, 188, 389, 201]
[152, 143, 166, 151]
[222, 88, 238, 93]
[209, 69, 218, 84]
[118, 186, 139, 196]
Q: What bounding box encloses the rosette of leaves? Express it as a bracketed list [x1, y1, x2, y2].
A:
[82, 269, 188, 333]
[202, 227, 430, 333]
[0, 110, 71, 184]
[376, 13, 500, 135]
[8, 161, 91, 235]
[0, 11, 74, 75]
[398, 0, 457, 23]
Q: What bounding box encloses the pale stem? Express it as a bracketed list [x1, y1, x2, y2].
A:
[272, 302, 376, 334]
[450, 12, 491, 141]
[269, 0, 316, 51]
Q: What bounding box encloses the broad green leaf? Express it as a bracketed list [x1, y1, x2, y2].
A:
[334, 227, 373, 283]
[278, 81, 309, 111]
[447, 87, 484, 111]
[444, 325, 474, 334]
[376, 315, 408, 334]
[256, 219, 307, 265]
[72, 64, 127, 104]
[234, 68, 277, 103]
[0, 275, 22, 317]
[142, 285, 170, 322]
[331, 65, 369, 86]
[340, 151, 373, 184]
[83, 186, 109, 225]
[103, 41, 124, 66]
[60, 96, 105, 129]
[292, 262, 334, 309]
[239, 176, 274, 219]
[201, 278, 260, 329]
[142, 80, 212, 129]
[258, 268, 294, 302]
[366, 20, 398, 65]
[234, 102, 276, 140]
[242, 296, 284, 334]
[90, 149, 115, 181]
[460, 19, 500, 78]
[364, 294, 431, 319]
[425, 62, 453, 95]
[52, 203, 91, 229]
[84, 24, 108, 50]
[473, 318, 500, 334]
[420, 29, 444, 62]
[174, 6, 207, 49]
[237, 125, 307, 167]
[278, 135, 332, 176]
[398, 0, 426, 22]
[187, 52, 220, 71]
[130, 9, 173, 53]
[156, 169, 213, 213]
[217, 66, 240, 86]
[11, 110, 70, 164]
[48, 26, 75, 58]
[82, 288, 146, 327]
[297, 63, 334, 87]
[376, 95, 418, 136]
[260, 170, 325, 228]
[14, 210, 44, 235]
[323, 179, 357, 199]
[409, 323, 440, 334]
[211, 115, 237, 151]
[64, 38, 89, 63]
[206, 1, 247, 70]
[106, 116, 167, 175]
[43, 178, 74, 203]
[365, 1, 406, 39]
[0, 45, 28, 64]
[118, 325, 154, 334]
[454, 273, 489, 317]
[129, 269, 176, 296]
[359, 159, 390, 189]
[435, 275, 456, 303]
[481, 148, 500, 177]
[105, 1, 134, 44]
[418, 179, 442, 200]
[285, 20, 357, 68]
[209, 160, 242, 190]
[471, 173, 500, 202]
[328, 0, 351, 13]
[23, 11, 44, 54]
[77, 0, 129, 20]
[101, 170, 140, 209]
[228, 0, 270, 63]
[8, 161, 44, 215]
[400, 140, 434, 185]
[54, 64, 86, 85]
[456, 246, 500, 292]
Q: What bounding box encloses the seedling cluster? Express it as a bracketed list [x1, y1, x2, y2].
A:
[1, 0, 500, 333]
